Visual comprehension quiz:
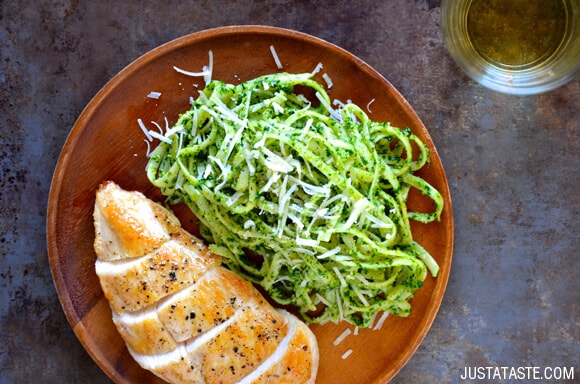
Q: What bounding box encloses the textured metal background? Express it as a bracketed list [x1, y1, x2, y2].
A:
[1, 1, 578, 383]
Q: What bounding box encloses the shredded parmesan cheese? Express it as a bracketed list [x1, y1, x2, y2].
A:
[341, 349, 353, 360]
[333, 266, 347, 288]
[322, 72, 334, 88]
[144, 140, 151, 157]
[138, 118, 153, 142]
[333, 328, 352, 346]
[366, 98, 376, 113]
[150, 121, 164, 136]
[148, 130, 172, 144]
[315, 91, 342, 122]
[173, 66, 210, 77]
[316, 247, 340, 260]
[295, 236, 318, 247]
[204, 50, 213, 85]
[173, 50, 213, 86]
[373, 311, 390, 331]
[269, 45, 283, 69]
[342, 198, 370, 230]
[311, 62, 323, 75]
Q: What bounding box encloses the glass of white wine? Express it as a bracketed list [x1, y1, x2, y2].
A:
[441, 0, 579, 95]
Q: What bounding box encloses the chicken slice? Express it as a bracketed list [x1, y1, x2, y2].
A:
[131, 344, 203, 384]
[186, 303, 288, 383]
[94, 181, 181, 261]
[112, 306, 176, 355]
[238, 311, 319, 384]
[96, 233, 220, 314]
[157, 267, 267, 343]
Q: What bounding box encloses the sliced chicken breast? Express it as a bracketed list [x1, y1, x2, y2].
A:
[93, 181, 319, 384]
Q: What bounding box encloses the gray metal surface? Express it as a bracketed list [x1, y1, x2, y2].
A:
[1, 1, 578, 383]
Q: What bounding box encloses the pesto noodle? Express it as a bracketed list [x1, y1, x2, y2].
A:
[146, 72, 444, 327]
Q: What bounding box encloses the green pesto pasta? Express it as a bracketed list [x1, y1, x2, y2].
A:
[146, 72, 443, 328]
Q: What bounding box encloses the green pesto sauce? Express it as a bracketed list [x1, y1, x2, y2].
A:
[467, 0, 569, 68]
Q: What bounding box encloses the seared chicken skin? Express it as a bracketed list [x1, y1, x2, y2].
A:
[93, 181, 319, 384]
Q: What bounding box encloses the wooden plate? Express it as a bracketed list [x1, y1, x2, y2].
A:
[47, 25, 453, 384]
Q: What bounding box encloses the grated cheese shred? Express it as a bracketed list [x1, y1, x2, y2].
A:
[269, 45, 283, 69]
[373, 311, 390, 331]
[322, 73, 333, 88]
[341, 350, 353, 360]
[138, 118, 153, 142]
[333, 328, 352, 346]
[147, 91, 162, 99]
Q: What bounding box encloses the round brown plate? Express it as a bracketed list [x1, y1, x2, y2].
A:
[47, 25, 453, 384]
